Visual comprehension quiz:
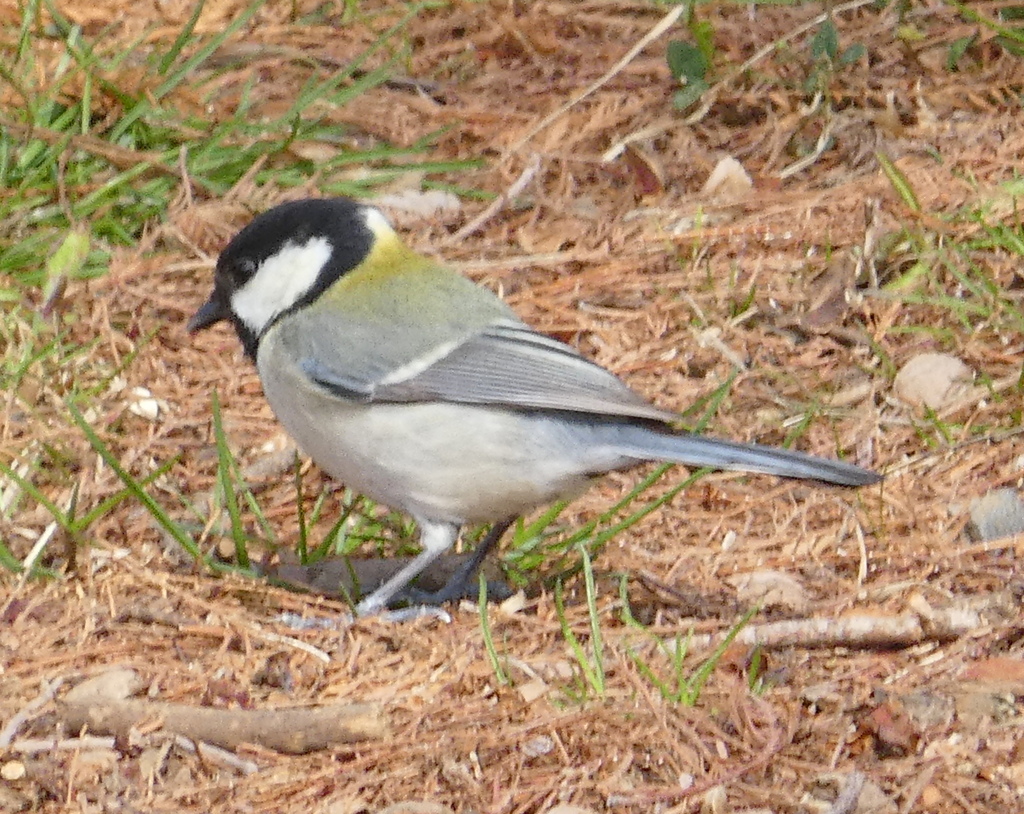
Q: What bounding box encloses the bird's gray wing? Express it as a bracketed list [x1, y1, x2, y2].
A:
[300, 319, 676, 422]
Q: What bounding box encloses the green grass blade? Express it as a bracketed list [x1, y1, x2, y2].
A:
[74, 456, 181, 530]
[294, 454, 309, 562]
[153, 0, 267, 100]
[479, 575, 510, 686]
[876, 151, 920, 212]
[158, 0, 206, 75]
[554, 575, 604, 699]
[579, 544, 605, 696]
[211, 392, 250, 568]
[16, 0, 43, 65]
[0, 538, 22, 573]
[67, 401, 203, 562]
[681, 605, 758, 704]
[0, 460, 68, 531]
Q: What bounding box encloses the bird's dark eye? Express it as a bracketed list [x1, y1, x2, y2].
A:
[220, 256, 258, 287]
[238, 257, 258, 280]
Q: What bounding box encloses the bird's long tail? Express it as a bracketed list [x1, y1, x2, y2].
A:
[608, 426, 880, 487]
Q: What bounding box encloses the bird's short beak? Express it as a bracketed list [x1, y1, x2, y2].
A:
[187, 295, 230, 333]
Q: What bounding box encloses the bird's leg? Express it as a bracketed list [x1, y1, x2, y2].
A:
[400, 516, 517, 606]
[355, 520, 459, 616]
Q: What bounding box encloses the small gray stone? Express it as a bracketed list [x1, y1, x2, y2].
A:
[967, 488, 1024, 542]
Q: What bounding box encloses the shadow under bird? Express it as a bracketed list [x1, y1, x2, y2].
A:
[188, 197, 881, 616]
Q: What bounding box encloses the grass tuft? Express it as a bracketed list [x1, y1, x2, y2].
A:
[0, 0, 470, 580]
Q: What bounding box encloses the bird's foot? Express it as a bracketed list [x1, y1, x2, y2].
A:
[395, 575, 514, 608]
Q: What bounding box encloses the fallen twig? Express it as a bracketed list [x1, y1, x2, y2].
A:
[10, 734, 258, 775]
[510, 4, 686, 151]
[0, 677, 63, 747]
[59, 669, 388, 754]
[687, 606, 983, 651]
[446, 153, 542, 243]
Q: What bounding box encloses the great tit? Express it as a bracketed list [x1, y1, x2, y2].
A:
[188, 197, 880, 616]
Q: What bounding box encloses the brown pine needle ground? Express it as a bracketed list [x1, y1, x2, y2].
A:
[2, 2, 1023, 812]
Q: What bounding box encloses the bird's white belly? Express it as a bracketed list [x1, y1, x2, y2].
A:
[257, 349, 618, 524]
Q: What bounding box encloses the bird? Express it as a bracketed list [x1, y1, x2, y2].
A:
[187, 196, 880, 616]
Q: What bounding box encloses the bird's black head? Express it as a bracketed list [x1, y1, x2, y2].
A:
[187, 197, 378, 359]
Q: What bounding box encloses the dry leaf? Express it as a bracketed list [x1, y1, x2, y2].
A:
[621, 143, 667, 198]
[701, 156, 753, 198]
[727, 569, 808, 613]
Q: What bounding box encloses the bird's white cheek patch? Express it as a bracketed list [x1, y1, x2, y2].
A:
[362, 206, 395, 240]
[232, 236, 332, 334]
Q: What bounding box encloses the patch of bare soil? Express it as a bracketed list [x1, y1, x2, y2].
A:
[3, 2, 1024, 812]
